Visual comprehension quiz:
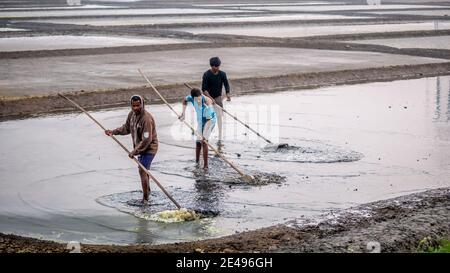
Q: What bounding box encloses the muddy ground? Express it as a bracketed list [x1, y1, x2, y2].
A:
[1, 0, 450, 253]
[1, 187, 448, 253]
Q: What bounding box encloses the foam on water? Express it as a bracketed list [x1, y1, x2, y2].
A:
[96, 190, 221, 223]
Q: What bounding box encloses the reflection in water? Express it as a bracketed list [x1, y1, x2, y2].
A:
[194, 178, 222, 209]
[434, 77, 450, 122]
[436, 76, 441, 120]
[447, 78, 450, 122]
[193, 167, 226, 214]
[135, 218, 153, 244]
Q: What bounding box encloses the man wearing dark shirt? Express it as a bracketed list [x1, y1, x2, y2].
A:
[202, 57, 230, 145]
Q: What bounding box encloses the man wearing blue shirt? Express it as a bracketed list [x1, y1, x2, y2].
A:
[179, 88, 217, 169]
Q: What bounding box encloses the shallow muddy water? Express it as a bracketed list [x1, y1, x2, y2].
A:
[367, 9, 450, 17]
[179, 21, 450, 38]
[0, 76, 449, 245]
[30, 13, 370, 27]
[0, 8, 255, 19]
[0, 27, 27, 32]
[349, 35, 450, 50]
[236, 4, 446, 12]
[0, 35, 201, 52]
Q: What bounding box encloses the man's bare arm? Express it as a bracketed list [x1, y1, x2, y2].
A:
[203, 90, 215, 104]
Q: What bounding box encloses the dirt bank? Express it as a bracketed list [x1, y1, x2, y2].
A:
[1, 62, 449, 120]
[1, 187, 448, 253]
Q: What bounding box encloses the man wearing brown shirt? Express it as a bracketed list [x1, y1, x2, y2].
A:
[105, 95, 158, 204]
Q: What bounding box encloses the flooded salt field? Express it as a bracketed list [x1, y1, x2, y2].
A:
[179, 21, 450, 38]
[0, 76, 449, 245]
[0, 8, 255, 19]
[29, 13, 370, 27]
[349, 36, 450, 50]
[234, 4, 446, 12]
[0, 5, 123, 10]
[193, 2, 344, 7]
[0, 35, 201, 52]
[2, 47, 445, 97]
[0, 27, 27, 32]
[367, 9, 450, 17]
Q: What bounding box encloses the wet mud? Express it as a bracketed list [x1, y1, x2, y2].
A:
[152, 157, 285, 186]
[1, 187, 448, 253]
[261, 143, 363, 163]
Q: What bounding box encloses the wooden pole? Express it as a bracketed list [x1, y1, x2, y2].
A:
[138, 69, 254, 182]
